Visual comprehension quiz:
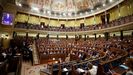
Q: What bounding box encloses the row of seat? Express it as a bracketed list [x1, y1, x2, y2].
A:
[41, 60, 94, 75]
[40, 47, 128, 75]
[36, 36, 133, 65]
[35, 38, 109, 64]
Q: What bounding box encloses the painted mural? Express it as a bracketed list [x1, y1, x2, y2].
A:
[16, 0, 107, 13]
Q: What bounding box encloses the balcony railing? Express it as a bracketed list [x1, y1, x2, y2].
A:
[14, 14, 133, 32]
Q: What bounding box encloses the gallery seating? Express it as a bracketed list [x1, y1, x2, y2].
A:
[14, 14, 133, 32]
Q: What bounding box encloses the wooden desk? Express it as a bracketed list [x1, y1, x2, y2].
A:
[40, 69, 52, 75]
[111, 66, 127, 75]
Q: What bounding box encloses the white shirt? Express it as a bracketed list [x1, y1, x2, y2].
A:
[63, 68, 68, 72]
[77, 68, 85, 73]
[65, 56, 70, 62]
[2, 52, 7, 58]
[126, 70, 133, 75]
[89, 65, 98, 75]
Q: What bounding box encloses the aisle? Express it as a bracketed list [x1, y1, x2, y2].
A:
[32, 41, 39, 65]
[21, 41, 45, 75]
[21, 62, 46, 75]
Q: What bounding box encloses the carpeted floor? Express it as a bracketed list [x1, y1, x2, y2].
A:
[32, 41, 39, 65]
[21, 62, 46, 75]
[8, 72, 15, 75]
[21, 41, 45, 75]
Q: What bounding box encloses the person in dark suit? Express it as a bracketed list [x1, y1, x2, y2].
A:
[125, 58, 133, 75]
[0, 53, 5, 62]
[82, 54, 87, 60]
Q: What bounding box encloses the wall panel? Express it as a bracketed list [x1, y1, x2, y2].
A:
[85, 17, 95, 26]
[49, 19, 59, 27]
[109, 7, 119, 21]
[59, 20, 67, 26]
[28, 16, 40, 24]
[15, 13, 28, 23]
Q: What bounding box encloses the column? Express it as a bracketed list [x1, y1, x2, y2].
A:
[120, 30, 123, 40]
[84, 34, 86, 41]
[74, 19, 76, 27]
[46, 34, 49, 39]
[58, 19, 59, 27]
[12, 31, 17, 39]
[75, 34, 78, 41]
[26, 14, 30, 29]
[118, 4, 121, 17]
[48, 18, 50, 28]
[94, 34, 97, 40]
[57, 35, 59, 40]
[93, 15, 96, 25]
[105, 11, 107, 24]
[104, 32, 109, 41]
[87, 35, 89, 40]
[36, 33, 40, 39]
[66, 35, 68, 39]
[26, 32, 28, 39]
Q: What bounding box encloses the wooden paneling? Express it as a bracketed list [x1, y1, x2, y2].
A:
[49, 19, 59, 27]
[109, 7, 119, 21]
[15, 13, 28, 23]
[67, 20, 75, 27]
[28, 15, 39, 24]
[85, 16, 95, 26]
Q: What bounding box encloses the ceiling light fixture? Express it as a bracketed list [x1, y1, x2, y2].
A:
[103, 4, 106, 6]
[41, 25, 43, 28]
[91, 10, 94, 12]
[68, 13, 72, 16]
[18, 3, 22, 7]
[63, 13, 66, 16]
[46, 10, 52, 15]
[16, 2, 22, 7]
[85, 12, 88, 14]
[43, 11, 46, 14]
[80, 13, 83, 16]
[32, 7, 39, 11]
[109, 0, 113, 2]
[47, 10, 51, 14]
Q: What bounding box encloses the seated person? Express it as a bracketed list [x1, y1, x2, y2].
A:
[2, 52, 7, 58]
[88, 64, 98, 75]
[65, 54, 70, 62]
[125, 58, 133, 75]
[0, 53, 4, 62]
[76, 68, 85, 73]
[0, 51, 7, 62]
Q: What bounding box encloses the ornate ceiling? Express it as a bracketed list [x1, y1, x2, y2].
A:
[16, 0, 106, 13]
[15, 0, 124, 19]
